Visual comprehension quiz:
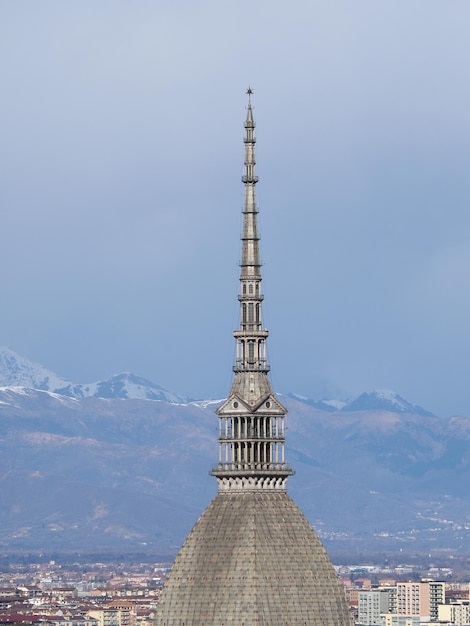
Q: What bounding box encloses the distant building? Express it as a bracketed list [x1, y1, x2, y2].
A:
[357, 579, 373, 590]
[87, 605, 135, 626]
[358, 588, 395, 625]
[396, 581, 445, 621]
[438, 600, 470, 625]
[87, 609, 120, 626]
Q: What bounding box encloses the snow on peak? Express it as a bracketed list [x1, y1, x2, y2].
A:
[0, 346, 71, 391]
[343, 389, 434, 417]
[321, 399, 348, 410]
[0, 347, 189, 404]
[373, 388, 402, 402]
[78, 372, 190, 403]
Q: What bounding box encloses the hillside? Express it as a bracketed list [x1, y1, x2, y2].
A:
[0, 384, 469, 557]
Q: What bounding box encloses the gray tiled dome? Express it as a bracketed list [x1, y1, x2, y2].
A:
[155, 490, 353, 626]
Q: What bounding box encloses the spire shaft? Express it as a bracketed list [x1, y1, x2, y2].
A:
[234, 96, 268, 374]
[211, 91, 293, 490]
[240, 98, 261, 278]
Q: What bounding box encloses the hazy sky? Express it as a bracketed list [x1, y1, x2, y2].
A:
[2, 2, 470, 416]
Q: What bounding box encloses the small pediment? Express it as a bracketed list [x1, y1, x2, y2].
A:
[216, 394, 253, 415]
[252, 393, 287, 415]
[216, 392, 286, 416]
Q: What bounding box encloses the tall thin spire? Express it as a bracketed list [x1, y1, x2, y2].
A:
[211, 90, 293, 490]
[155, 92, 354, 626]
[240, 87, 261, 285]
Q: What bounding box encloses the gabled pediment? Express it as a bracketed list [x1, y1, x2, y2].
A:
[216, 393, 253, 415]
[216, 392, 286, 416]
[251, 393, 287, 415]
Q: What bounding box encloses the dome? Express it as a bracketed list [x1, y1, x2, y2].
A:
[155, 490, 353, 626]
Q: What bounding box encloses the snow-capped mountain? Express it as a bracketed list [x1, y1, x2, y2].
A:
[0, 347, 433, 415]
[342, 388, 435, 417]
[0, 346, 71, 391]
[0, 346, 189, 403]
[287, 388, 434, 417]
[57, 372, 191, 403]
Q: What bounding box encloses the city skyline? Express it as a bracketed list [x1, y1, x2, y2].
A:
[2, 2, 470, 417]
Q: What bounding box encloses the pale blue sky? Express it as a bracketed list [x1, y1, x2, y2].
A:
[2, 1, 470, 416]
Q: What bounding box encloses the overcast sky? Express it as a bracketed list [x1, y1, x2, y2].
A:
[2, 1, 470, 416]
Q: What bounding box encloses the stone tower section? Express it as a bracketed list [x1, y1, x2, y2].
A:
[211, 90, 293, 491]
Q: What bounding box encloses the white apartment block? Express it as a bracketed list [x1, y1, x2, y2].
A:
[438, 600, 470, 625]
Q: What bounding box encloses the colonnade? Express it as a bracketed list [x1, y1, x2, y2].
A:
[217, 414, 286, 471]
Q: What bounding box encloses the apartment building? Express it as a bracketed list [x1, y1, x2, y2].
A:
[86, 604, 135, 626]
[396, 581, 445, 620]
[358, 588, 395, 625]
[438, 600, 470, 625]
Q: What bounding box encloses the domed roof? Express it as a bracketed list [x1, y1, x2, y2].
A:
[155, 490, 353, 626]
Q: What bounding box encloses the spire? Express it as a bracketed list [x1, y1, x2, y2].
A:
[155, 90, 354, 626]
[240, 88, 261, 287]
[211, 90, 293, 490]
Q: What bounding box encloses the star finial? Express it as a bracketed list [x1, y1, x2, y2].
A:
[246, 87, 253, 101]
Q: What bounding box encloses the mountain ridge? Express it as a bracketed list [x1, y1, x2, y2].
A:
[0, 347, 190, 404]
[1, 347, 467, 557]
[0, 389, 469, 556]
[1, 347, 436, 417]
